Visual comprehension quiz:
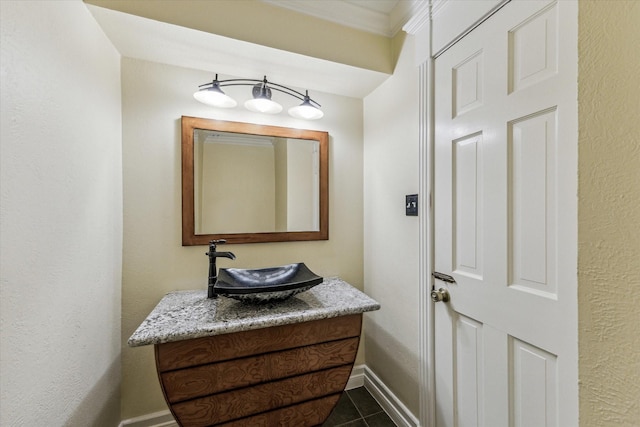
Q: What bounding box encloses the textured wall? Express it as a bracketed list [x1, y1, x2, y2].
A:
[0, 1, 122, 425]
[578, 1, 640, 425]
[363, 32, 421, 417]
[120, 58, 365, 418]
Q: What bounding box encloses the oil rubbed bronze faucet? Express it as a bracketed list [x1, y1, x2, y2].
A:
[206, 239, 236, 298]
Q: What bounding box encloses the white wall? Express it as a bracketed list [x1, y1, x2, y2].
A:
[0, 1, 122, 426]
[363, 33, 421, 416]
[120, 57, 364, 418]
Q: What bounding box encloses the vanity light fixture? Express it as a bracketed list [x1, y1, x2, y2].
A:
[194, 74, 324, 120]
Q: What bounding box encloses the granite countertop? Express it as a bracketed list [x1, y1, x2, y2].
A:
[128, 277, 380, 347]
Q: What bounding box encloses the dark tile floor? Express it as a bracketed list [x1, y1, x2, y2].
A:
[322, 387, 397, 427]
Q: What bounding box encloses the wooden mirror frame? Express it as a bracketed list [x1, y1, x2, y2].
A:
[181, 116, 329, 245]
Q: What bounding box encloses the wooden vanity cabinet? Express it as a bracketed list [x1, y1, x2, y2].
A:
[154, 314, 362, 427]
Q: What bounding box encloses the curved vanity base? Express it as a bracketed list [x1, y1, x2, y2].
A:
[217, 394, 341, 427]
[154, 314, 362, 427]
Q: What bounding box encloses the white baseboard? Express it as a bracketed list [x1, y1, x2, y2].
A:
[345, 363, 365, 390]
[364, 366, 420, 427]
[119, 364, 417, 427]
[118, 409, 177, 427]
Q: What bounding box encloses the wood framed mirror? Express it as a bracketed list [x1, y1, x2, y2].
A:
[181, 116, 329, 245]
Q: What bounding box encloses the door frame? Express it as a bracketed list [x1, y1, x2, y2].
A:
[406, 2, 512, 426]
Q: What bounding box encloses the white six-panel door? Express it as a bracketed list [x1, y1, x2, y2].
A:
[433, 1, 578, 426]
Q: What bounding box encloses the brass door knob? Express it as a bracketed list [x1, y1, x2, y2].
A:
[431, 288, 450, 303]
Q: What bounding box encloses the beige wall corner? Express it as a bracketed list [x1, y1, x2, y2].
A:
[578, 1, 640, 425]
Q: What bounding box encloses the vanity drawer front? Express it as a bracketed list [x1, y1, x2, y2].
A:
[217, 393, 341, 427]
[155, 314, 362, 372]
[171, 364, 352, 426]
[160, 336, 359, 403]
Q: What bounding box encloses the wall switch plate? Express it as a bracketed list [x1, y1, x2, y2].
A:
[406, 194, 418, 216]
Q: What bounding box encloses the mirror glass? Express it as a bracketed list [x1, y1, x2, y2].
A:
[182, 116, 329, 245]
[194, 129, 319, 234]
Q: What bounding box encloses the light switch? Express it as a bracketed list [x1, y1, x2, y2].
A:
[406, 194, 418, 216]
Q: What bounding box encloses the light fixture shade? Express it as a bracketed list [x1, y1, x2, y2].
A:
[244, 98, 283, 114]
[194, 87, 237, 108]
[194, 75, 323, 119]
[288, 100, 324, 120]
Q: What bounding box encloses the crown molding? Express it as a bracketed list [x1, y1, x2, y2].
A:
[391, 0, 424, 36]
[430, 0, 448, 18]
[402, 0, 430, 35]
[262, 0, 432, 38]
[262, 0, 393, 36]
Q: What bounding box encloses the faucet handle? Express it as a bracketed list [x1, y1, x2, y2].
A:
[207, 239, 228, 256]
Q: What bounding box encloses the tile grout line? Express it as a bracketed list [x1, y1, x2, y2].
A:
[330, 391, 364, 427]
[345, 389, 385, 426]
[327, 387, 395, 427]
[345, 391, 365, 420]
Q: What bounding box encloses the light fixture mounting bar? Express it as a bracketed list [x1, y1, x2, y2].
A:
[197, 76, 321, 107]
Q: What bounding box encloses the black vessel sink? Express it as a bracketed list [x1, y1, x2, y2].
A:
[214, 263, 323, 303]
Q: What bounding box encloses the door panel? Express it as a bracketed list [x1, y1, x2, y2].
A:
[453, 132, 483, 279]
[453, 51, 484, 117]
[508, 4, 558, 94]
[455, 314, 484, 427]
[510, 338, 558, 427]
[433, 1, 577, 426]
[509, 108, 558, 297]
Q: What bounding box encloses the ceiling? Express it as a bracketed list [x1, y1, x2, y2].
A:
[262, 0, 407, 37]
[86, 0, 422, 98]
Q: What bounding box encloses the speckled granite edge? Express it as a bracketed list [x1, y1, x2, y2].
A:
[128, 277, 380, 347]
